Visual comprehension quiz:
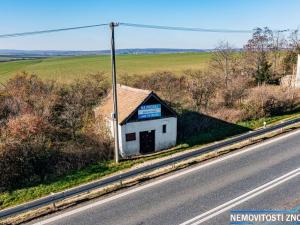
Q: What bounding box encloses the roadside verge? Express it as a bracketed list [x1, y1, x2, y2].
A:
[1, 117, 300, 224]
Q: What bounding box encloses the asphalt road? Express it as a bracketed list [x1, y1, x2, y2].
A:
[30, 129, 300, 225]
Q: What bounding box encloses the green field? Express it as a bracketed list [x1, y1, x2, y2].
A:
[0, 53, 211, 83]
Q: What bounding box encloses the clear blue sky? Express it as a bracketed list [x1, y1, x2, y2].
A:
[0, 0, 300, 50]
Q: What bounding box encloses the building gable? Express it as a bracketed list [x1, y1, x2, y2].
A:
[121, 92, 177, 125]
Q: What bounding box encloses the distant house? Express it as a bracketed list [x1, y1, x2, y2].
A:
[94, 85, 177, 157]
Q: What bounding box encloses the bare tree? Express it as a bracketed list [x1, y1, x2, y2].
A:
[270, 30, 287, 75]
[210, 41, 236, 87]
[283, 29, 300, 74]
[186, 70, 219, 112]
[290, 29, 300, 52]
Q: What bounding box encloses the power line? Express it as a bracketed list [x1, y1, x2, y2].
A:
[0, 23, 109, 38]
[119, 23, 293, 34]
[0, 22, 294, 39]
[119, 23, 248, 33]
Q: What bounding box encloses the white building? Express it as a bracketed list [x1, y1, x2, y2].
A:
[95, 85, 177, 157]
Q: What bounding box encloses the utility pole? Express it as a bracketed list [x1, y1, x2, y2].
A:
[110, 22, 120, 163]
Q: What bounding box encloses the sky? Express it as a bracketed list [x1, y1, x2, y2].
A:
[0, 0, 300, 50]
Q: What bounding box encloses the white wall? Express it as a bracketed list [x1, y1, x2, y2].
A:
[118, 117, 177, 157]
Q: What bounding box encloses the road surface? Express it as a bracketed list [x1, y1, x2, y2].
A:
[29, 129, 300, 225]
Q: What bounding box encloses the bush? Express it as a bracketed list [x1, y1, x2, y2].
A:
[0, 74, 112, 191]
[48, 73, 109, 138]
[210, 108, 243, 123]
[5, 72, 56, 117]
[240, 85, 300, 120]
[218, 75, 250, 108]
[54, 115, 113, 176]
[0, 92, 19, 126]
[6, 114, 48, 140]
[0, 115, 58, 190]
[185, 70, 220, 112]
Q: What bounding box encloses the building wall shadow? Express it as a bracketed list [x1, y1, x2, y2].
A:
[177, 110, 252, 146]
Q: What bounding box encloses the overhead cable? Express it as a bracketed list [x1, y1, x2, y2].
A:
[0, 23, 109, 38]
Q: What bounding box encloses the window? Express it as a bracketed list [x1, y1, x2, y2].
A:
[126, 133, 136, 142]
[162, 124, 167, 133]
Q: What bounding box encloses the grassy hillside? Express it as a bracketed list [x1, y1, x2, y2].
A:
[0, 52, 211, 83]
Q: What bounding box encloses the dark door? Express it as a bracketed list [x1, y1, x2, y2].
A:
[140, 130, 155, 154]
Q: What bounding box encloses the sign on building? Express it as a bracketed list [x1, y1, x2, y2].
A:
[138, 104, 161, 119]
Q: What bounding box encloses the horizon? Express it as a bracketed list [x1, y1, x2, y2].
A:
[0, 47, 219, 52]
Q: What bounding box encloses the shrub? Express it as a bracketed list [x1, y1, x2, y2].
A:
[185, 70, 220, 112]
[5, 72, 56, 117]
[219, 75, 250, 108]
[48, 73, 109, 138]
[0, 92, 19, 126]
[240, 85, 300, 120]
[6, 114, 48, 140]
[0, 74, 112, 191]
[0, 114, 58, 190]
[210, 108, 243, 123]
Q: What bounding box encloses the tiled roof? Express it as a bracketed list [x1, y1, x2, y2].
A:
[95, 84, 152, 124]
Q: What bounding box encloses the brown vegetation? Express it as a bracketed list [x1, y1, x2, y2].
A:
[0, 73, 113, 191]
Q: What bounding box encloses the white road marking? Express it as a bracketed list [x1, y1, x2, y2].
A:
[180, 168, 300, 225]
[32, 129, 300, 225]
